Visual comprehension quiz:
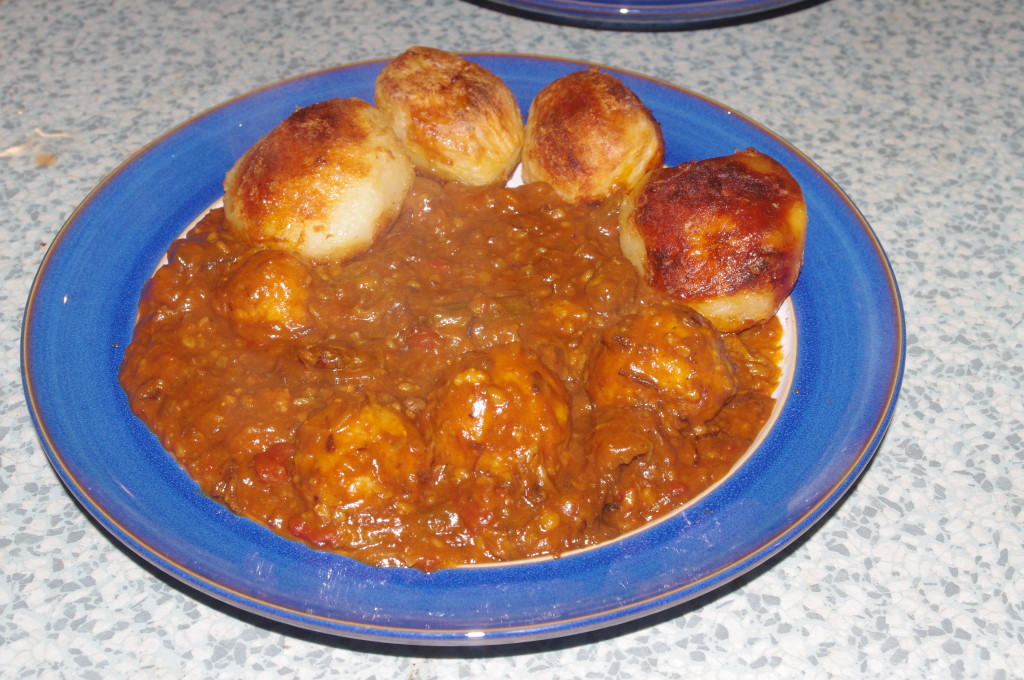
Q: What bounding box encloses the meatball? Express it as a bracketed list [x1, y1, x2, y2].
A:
[291, 395, 429, 551]
[587, 304, 738, 428]
[214, 249, 312, 345]
[222, 98, 414, 262]
[375, 46, 524, 186]
[422, 343, 571, 488]
[521, 69, 664, 204]
[619, 148, 807, 332]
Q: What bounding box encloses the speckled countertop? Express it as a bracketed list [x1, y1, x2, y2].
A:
[3, 0, 1022, 677]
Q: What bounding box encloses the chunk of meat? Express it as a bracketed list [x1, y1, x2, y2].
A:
[423, 343, 571, 488]
[586, 304, 738, 428]
[213, 249, 312, 345]
[290, 395, 428, 555]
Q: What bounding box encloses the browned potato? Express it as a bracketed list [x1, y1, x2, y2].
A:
[619, 148, 807, 332]
[521, 69, 664, 204]
[222, 98, 414, 262]
[375, 46, 524, 186]
[586, 304, 738, 428]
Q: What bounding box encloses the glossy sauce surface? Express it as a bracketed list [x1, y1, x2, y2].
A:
[120, 177, 782, 571]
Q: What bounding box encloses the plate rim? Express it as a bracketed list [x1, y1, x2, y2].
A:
[473, 0, 810, 29]
[21, 52, 906, 645]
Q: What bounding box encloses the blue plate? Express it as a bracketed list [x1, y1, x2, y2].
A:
[22, 54, 904, 645]
[472, 0, 808, 29]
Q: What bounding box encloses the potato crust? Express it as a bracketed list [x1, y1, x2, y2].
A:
[619, 148, 806, 332]
[222, 98, 414, 262]
[522, 68, 664, 204]
[375, 46, 524, 186]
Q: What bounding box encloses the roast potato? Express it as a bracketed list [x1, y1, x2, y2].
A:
[521, 68, 664, 204]
[619, 148, 806, 332]
[223, 98, 414, 262]
[375, 46, 524, 186]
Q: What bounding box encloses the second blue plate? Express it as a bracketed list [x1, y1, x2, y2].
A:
[473, 0, 808, 30]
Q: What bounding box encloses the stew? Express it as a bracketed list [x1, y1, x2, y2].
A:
[120, 176, 782, 571]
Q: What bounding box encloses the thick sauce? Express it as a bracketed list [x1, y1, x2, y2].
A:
[120, 177, 782, 571]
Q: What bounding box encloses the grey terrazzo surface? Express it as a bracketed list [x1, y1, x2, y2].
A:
[3, 0, 1022, 677]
